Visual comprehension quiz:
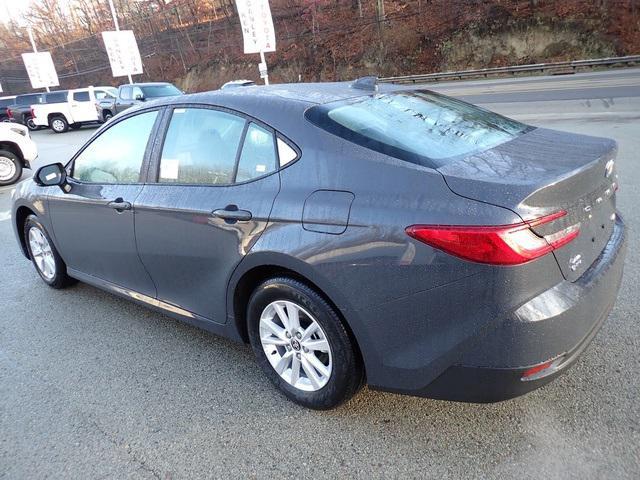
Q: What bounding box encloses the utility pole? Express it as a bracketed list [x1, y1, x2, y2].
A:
[107, 0, 133, 84]
[28, 27, 49, 92]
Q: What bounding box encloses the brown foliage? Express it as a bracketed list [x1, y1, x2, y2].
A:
[0, 0, 638, 94]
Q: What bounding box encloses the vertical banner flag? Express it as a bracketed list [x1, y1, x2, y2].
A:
[21, 52, 60, 89]
[102, 30, 143, 78]
[236, 0, 276, 54]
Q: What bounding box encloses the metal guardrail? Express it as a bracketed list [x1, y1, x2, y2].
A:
[379, 55, 640, 84]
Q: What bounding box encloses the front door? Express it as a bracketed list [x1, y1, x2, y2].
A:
[134, 106, 282, 323]
[48, 109, 161, 296]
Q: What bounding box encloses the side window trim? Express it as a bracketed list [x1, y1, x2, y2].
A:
[148, 103, 294, 187]
[67, 107, 165, 184]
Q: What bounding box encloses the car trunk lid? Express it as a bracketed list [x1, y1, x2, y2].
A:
[437, 127, 618, 281]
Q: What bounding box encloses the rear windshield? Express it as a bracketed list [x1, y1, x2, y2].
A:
[305, 90, 530, 167]
[45, 91, 68, 103]
[0, 98, 15, 107]
[141, 84, 181, 98]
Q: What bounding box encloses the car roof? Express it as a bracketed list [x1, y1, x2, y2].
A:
[127, 81, 420, 138]
[120, 82, 173, 87]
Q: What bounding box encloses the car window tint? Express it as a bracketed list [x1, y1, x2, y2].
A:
[120, 87, 132, 100]
[45, 92, 67, 103]
[18, 94, 43, 105]
[159, 108, 245, 185]
[73, 91, 90, 102]
[236, 123, 276, 182]
[73, 111, 158, 183]
[132, 87, 143, 99]
[141, 84, 181, 98]
[306, 91, 530, 167]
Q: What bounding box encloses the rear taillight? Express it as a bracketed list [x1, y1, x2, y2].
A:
[30, 107, 35, 119]
[406, 211, 580, 266]
[7, 108, 12, 118]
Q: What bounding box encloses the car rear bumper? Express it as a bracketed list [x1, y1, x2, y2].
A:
[380, 214, 627, 402]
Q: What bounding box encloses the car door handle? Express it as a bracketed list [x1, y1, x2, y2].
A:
[108, 199, 132, 211]
[212, 206, 252, 222]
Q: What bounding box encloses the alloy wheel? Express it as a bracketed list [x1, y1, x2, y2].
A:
[0, 156, 16, 182]
[28, 227, 56, 280]
[52, 119, 65, 132]
[259, 300, 333, 392]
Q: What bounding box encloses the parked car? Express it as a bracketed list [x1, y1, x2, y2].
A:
[0, 122, 37, 186]
[6, 93, 45, 130]
[11, 80, 626, 409]
[221, 79, 256, 89]
[96, 82, 182, 122]
[32, 87, 117, 133]
[0, 95, 17, 122]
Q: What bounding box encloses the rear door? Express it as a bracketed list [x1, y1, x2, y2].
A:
[134, 106, 282, 323]
[47, 109, 162, 296]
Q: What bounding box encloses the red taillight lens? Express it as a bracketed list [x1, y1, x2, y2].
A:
[30, 107, 35, 119]
[7, 108, 12, 118]
[406, 211, 579, 266]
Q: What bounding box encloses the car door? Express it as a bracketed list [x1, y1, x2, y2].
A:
[134, 106, 283, 323]
[69, 90, 96, 123]
[47, 109, 162, 297]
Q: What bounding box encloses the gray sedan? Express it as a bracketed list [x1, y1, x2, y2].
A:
[11, 79, 626, 409]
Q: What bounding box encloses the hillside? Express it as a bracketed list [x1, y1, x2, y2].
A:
[0, 0, 638, 94]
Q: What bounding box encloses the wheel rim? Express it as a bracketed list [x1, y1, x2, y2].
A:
[28, 227, 56, 280]
[105, 114, 112, 121]
[259, 300, 333, 392]
[0, 156, 16, 181]
[27, 118, 37, 130]
[52, 119, 65, 131]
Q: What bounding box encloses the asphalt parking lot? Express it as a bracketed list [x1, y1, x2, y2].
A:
[1, 72, 639, 479]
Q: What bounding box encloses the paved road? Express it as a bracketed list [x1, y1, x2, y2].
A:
[1, 69, 639, 479]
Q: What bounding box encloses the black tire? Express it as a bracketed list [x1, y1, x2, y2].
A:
[102, 111, 113, 122]
[248, 277, 363, 409]
[26, 117, 38, 131]
[23, 215, 76, 289]
[0, 149, 22, 186]
[70, 123, 82, 130]
[49, 115, 69, 133]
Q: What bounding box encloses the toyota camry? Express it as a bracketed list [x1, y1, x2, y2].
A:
[12, 78, 626, 409]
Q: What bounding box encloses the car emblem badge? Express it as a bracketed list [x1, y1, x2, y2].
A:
[605, 159, 614, 178]
[569, 254, 582, 272]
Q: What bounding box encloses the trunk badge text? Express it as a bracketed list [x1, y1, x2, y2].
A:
[605, 159, 615, 178]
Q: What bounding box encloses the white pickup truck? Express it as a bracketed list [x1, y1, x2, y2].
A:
[32, 86, 117, 133]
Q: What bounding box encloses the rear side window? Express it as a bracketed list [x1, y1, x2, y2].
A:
[73, 110, 158, 183]
[159, 108, 245, 185]
[305, 91, 530, 167]
[0, 98, 15, 107]
[73, 91, 90, 102]
[236, 123, 277, 182]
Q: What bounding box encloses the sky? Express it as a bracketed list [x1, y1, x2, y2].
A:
[0, 0, 72, 26]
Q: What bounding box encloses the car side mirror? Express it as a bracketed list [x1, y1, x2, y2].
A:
[34, 163, 67, 190]
[134, 93, 145, 101]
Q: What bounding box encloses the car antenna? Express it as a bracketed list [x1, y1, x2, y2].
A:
[351, 76, 378, 91]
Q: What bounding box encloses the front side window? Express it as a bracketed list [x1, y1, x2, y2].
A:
[159, 108, 245, 185]
[73, 110, 158, 183]
[236, 123, 277, 182]
[120, 87, 132, 100]
[306, 91, 530, 167]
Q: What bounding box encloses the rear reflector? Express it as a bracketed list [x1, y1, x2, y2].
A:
[521, 355, 566, 381]
[406, 211, 580, 266]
